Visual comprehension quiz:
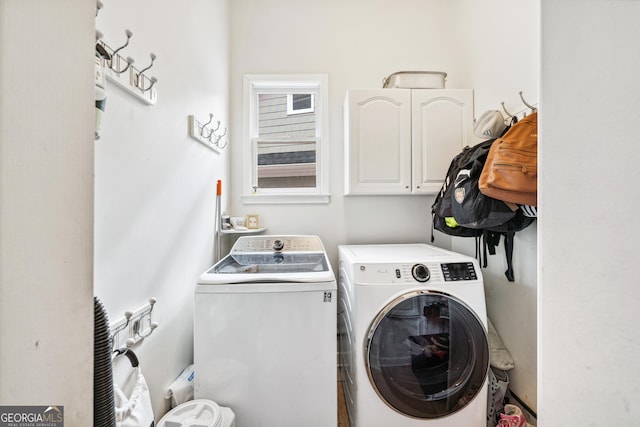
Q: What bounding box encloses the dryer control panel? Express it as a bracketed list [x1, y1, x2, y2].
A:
[441, 262, 477, 281]
[354, 261, 479, 284]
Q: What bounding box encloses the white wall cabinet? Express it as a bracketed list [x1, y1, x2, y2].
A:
[344, 89, 474, 195]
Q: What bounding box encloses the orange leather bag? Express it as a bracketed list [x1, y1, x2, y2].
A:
[479, 113, 538, 206]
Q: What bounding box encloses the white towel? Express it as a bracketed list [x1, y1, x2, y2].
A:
[165, 364, 195, 408]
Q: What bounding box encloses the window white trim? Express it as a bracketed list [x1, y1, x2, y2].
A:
[242, 74, 330, 204]
[286, 94, 315, 115]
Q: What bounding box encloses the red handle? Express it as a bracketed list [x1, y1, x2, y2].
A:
[216, 180, 222, 196]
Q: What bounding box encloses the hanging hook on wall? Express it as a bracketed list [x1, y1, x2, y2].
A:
[110, 297, 159, 349]
[205, 120, 221, 139]
[95, 31, 111, 60]
[501, 101, 515, 119]
[96, 0, 103, 17]
[125, 297, 158, 346]
[188, 114, 229, 153]
[110, 310, 133, 350]
[135, 53, 158, 92]
[120, 56, 135, 74]
[212, 127, 227, 145]
[137, 53, 156, 76]
[519, 91, 537, 112]
[109, 30, 134, 74]
[200, 114, 214, 137]
[140, 76, 158, 93]
[96, 28, 158, 105]
[111, 30, 133, 60]
[135, 53, 156, 86]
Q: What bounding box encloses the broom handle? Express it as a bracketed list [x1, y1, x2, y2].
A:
[215, 180, 222, 262]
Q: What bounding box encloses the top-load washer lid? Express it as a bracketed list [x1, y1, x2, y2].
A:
[198, 235, 335, 284]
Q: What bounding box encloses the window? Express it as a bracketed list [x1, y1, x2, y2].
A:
[287, 94, 315, 115]
[243, 75, 329, 204]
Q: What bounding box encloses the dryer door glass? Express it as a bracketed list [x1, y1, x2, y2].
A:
[365, 291, 489, 419]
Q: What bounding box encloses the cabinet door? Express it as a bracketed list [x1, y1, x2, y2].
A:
[411, 89, 474, 194]
[345, 89, 412, 195]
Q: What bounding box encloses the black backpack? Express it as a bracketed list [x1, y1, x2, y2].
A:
[431, 137, 535, 281]
[451, 141, 515, 229]
[431, 140, 495, 239]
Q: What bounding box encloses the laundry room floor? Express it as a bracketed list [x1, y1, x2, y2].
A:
[337, 370, 350, 427]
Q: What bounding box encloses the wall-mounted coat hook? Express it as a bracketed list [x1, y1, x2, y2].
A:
[110, 310, 133, 350]
[206, 121, 222, 139]
[110, 297, 159, 349]
[213, 128, 228, 149]
[96, 30, 158, 105]
[108, 29, 135, 75]
[213, 127, 227, 143]
[134, 52, 158, 92]
[519, 91, 537, 112]
[141, 76, 158, 93]
[110, 30, 133, 69]
[137, 53, 156, 76]
[200, 114, 214, 137]
[189, 114, 228, 153]
[134, 53, 156, 89]
[96, 0, 103, 17]
[501, 101, 515, 119]
[119, 56, 135, 74]
[95, 32, 111, 60]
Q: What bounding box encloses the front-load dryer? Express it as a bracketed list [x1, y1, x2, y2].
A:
[338, 243, 489, 427]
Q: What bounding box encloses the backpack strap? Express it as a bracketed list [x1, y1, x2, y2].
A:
[431, 212, 435, 243]
[503, 231, 516, 282]
[481, 230, 517, 282]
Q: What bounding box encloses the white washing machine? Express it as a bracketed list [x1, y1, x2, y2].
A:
[338, 243, 489, 427]
[194, 235, 337, 427]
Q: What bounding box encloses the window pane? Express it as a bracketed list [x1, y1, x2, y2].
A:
[257, 140, 317, 188]
[292, 94, 312, 110]
[258, 94, 316, 137]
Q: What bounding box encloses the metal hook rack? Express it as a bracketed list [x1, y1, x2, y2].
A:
[188, 114, 229, 153]
[95, 30, 158, 105]
[110, 297, 159, 349]
[501, 90, 538, 122]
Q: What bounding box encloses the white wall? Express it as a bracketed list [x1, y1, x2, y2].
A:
[0, 0, 95, 424]
[229, 0, 468, 264]
[539, 1, 640, 425]
[94, 0, 229, 419]
[230, 0, 540, 411]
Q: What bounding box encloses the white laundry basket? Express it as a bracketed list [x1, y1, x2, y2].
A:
[157, 399, 235, 427]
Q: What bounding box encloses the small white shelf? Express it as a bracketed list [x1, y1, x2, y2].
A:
[221, 227, 267, 235]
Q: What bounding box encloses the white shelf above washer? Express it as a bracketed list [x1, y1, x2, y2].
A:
[221, 227, 267, 235]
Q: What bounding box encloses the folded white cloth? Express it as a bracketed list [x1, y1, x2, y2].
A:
[165, 364, 195, 408]
[488, 318, 515, 370]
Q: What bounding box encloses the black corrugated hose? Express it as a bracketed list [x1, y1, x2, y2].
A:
[94, 297, 116, 427]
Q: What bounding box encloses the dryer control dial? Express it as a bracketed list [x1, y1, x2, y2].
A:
[411, 264, 430, 282]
